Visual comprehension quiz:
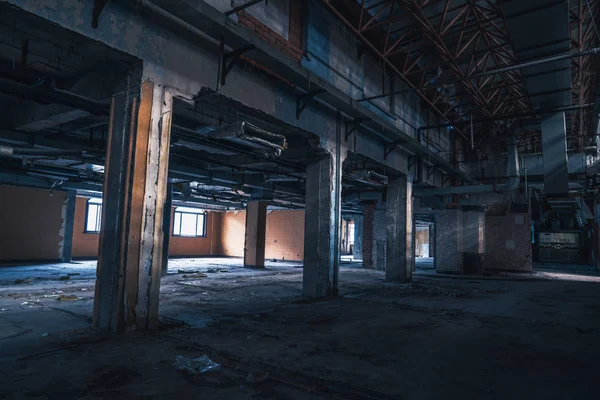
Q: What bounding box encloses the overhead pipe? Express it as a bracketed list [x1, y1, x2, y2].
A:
[0, 146, 89, 157]
[0, 77, 110, 115]
[467, 47, 600, 80]
[417, 103, 593, 134]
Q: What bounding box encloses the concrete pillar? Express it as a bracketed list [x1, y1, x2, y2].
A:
[244, 201, 268, 268]
[385, 174, 413, 282]
[373, 205, 387, 270]
[94, 76, 173, 332]
[303, 154, 341, 297]
[353, 214, 363, 260]
[428, 224, 434, 258]
[362, 202, 375, 268]
[434, 209, 463, 273]
[462, 208, 485, 274]
[61, 190, 76, 263]
[161, 184, 173, 277]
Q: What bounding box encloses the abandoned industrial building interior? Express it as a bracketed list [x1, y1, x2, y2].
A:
[1, 0, 600, 398]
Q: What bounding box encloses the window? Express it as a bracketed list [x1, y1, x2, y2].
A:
[173, 207, 206, 237]
[85, 198, 102, 233]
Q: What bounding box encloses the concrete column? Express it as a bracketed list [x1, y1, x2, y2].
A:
[463, 208, 485, 274]
[373, 205, 387, 270]
[353, 214, 363, 260]
[61, 190, 76, 263]
[434, 209, 463, 273]
[362, 202, 375, 268]
[94, 76, 173, 332]
[428, 224, 434, 258]
[385, 174, 413, 282]
[161, 183, 173, 277]
[303, 154, 340, 297]
[244, 201, 268, 268]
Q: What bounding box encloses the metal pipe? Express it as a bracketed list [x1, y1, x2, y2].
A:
[467, 47, 600, 80]
[137, 0, 224, 49]
[0, 77, 110, 115]
[417, 103, 594, 132]
[0, 146, 88, 157]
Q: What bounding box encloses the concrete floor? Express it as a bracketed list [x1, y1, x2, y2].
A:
[1, 257, 599, 399]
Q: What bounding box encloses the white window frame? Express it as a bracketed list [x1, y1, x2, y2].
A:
[173, 207, 207, 238]
[85, 198, 102, 233]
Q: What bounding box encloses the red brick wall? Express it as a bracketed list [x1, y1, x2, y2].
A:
[362, 203, 375, 268]
[265, 210, 304, 261]
[72, 201, 222, 259]
[219, 209, 305, 261]
[237, 1, 303, 62]
[220, 211, 247, 257]
[168, 210, 220, 257]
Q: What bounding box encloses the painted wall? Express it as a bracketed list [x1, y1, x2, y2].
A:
[0, 185, 66, 261]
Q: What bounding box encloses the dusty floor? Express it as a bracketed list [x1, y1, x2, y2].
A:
[1, 257, 599, 399]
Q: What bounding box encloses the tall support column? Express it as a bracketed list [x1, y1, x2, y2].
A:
[385, 174, 413, 282]
[362, 202, 375, 268]
[94, 75, 173, 332]
[244, 201, 268, 268]
[303, 155, 340, 297]
[61, 190, 76, 263]
[434, 209, 463, 274]
[373, 204, 387, 270]
[353, 214, 363, 260]
[428, 224, 435, 258]
[161, 183, 173, 277]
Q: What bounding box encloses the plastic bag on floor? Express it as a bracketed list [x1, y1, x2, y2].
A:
[174, 355, 221, 374]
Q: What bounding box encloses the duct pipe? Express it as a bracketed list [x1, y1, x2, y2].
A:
[0, 77, 110, 115]
[416, 135, 520, 197]
[0, 146, 88, 157]
[417, 103, 593, 133]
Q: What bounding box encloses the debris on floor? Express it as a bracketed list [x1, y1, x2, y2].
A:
[182, 273, 208, 279]
[58, 276, 70, 281]
[173, 355, 221, 374]
[14, 277, 33, 284]
[57, 294, 79, 301]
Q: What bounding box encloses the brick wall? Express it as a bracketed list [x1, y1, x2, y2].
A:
[363, 203, 375, 268]
[434, 209, 464, 273]
[219, 209, 305, 261]
[237, 1, 303, 62]
[220, 211, 247, 257]
[168, 210, 220, 257]
[72, 200, 222, 259]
